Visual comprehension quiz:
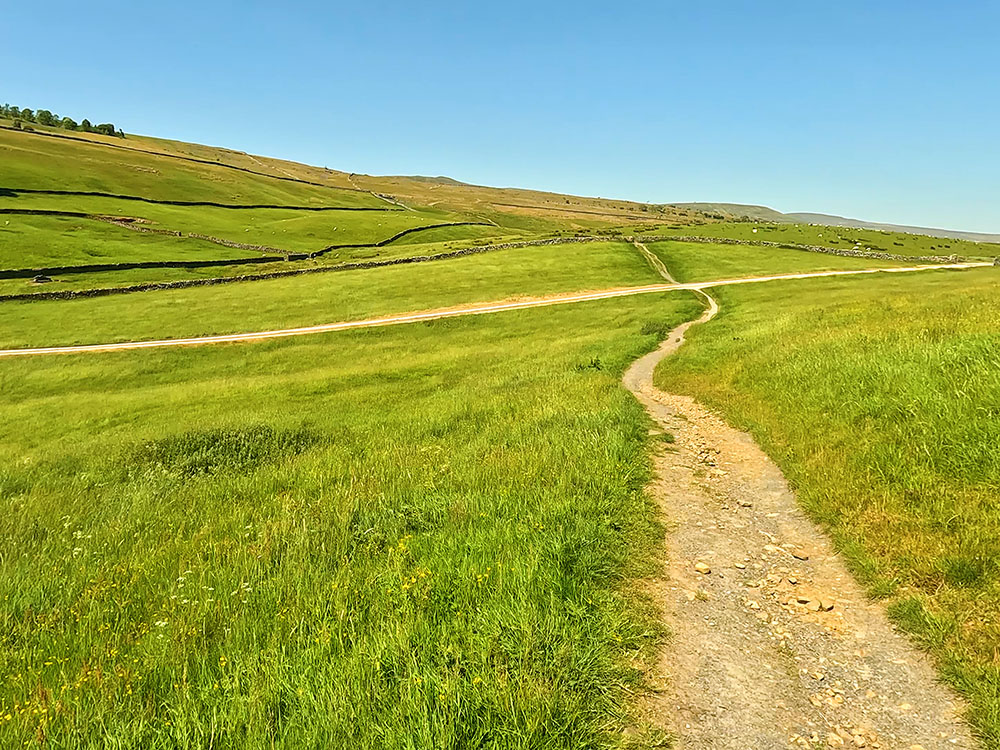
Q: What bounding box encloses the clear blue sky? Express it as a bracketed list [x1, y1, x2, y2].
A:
[5, 1, 998, 232]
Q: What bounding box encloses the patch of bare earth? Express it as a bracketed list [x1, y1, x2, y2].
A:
[623, 299, 975, 750]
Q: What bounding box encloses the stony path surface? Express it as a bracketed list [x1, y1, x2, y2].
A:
[632, 238, 677, 282]
[622, 294, 977, 749]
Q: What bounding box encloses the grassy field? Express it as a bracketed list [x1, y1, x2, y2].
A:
[0, 128, 378, 208]
[0, 240, 660, 348]
[644, 239, 908, 282]
[0, 199, 489, 265]
[655, 267, 1000, 743]
[0, 294, 701, 748]
[0, 215, 258, 271]
[6, 109, 1000, 747]
[389, 224, 509, 246]
[0, 127, 540, 288]
[0, 232, 535, 297]
[644, 221, 1000, 260]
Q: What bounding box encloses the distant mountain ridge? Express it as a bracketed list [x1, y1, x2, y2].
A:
[673, 203, 1000, 244]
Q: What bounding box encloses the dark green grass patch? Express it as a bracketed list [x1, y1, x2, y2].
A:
[130, 425, 321, 477]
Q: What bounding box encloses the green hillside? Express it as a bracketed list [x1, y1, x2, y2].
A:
[2, 115, 999, 748]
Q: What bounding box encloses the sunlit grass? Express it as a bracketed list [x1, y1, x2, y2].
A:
[0, 294, 701, 748]
[0, 193, 472, 260]
[1, 240, 660, 348]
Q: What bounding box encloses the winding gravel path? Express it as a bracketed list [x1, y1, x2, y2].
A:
[622, 274, 978, 748]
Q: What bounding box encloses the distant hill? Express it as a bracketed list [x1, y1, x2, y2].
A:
[782, 213, 1000, 244]
[676, 203, 1000, 244]
[670, 203, 787, 222]
[398, 175, 472, 187]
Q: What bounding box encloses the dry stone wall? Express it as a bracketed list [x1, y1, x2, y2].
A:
[0, 236, 606, 302]
[642, 235, 965, 264]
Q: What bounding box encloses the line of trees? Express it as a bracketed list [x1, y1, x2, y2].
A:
[0, 103, 124, 137]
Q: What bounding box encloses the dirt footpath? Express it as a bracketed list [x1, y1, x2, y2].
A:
[623, 296, 976, 749]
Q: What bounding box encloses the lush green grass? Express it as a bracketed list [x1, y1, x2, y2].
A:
[644, 221, 999, 259]
[7, 99, 1000, 748]
[0, 257, 302, 297]
[389, 224, 510, 246]
[0, 233, 529, 297]
[1, 241, 660, 348]
[0, 129, 539, 288]
[0, 192, 484, 258]
[0, 216, 526, 296]
[655, 267, 1000, 744]
[0, 234, 526, 297]
[0, 128, 380, 208]
[0, 293, 701, 748]
[645, 239, 906, 282]
[0, 215, 255, 270]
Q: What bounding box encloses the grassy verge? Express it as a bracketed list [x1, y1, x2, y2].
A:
[0, 241, 659, 348]
[0, 293, 701, 748]
[654, 267, 1000, 744]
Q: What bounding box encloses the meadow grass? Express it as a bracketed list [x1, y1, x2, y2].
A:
[654, 267, 1000, 744]
[644, 221, 999, 260]
[0, 193, 478, 257]
[0, 259, 301, 297]
[644, 239, 906, 282]
[0, 128, 381, 208]
[113, 132, 361, 191]
[389, 224, 511, 246]
[0, 232, 525, 297]
[0, 215, 255, 270]
[0, 240, 660, 348]
[9, 105, 1000, 747]
[0, 293, 702, 748]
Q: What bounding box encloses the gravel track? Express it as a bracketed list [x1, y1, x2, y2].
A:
[622, 278, 978, 749]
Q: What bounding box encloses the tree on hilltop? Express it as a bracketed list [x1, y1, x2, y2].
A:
[3, 104, 124, 137]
